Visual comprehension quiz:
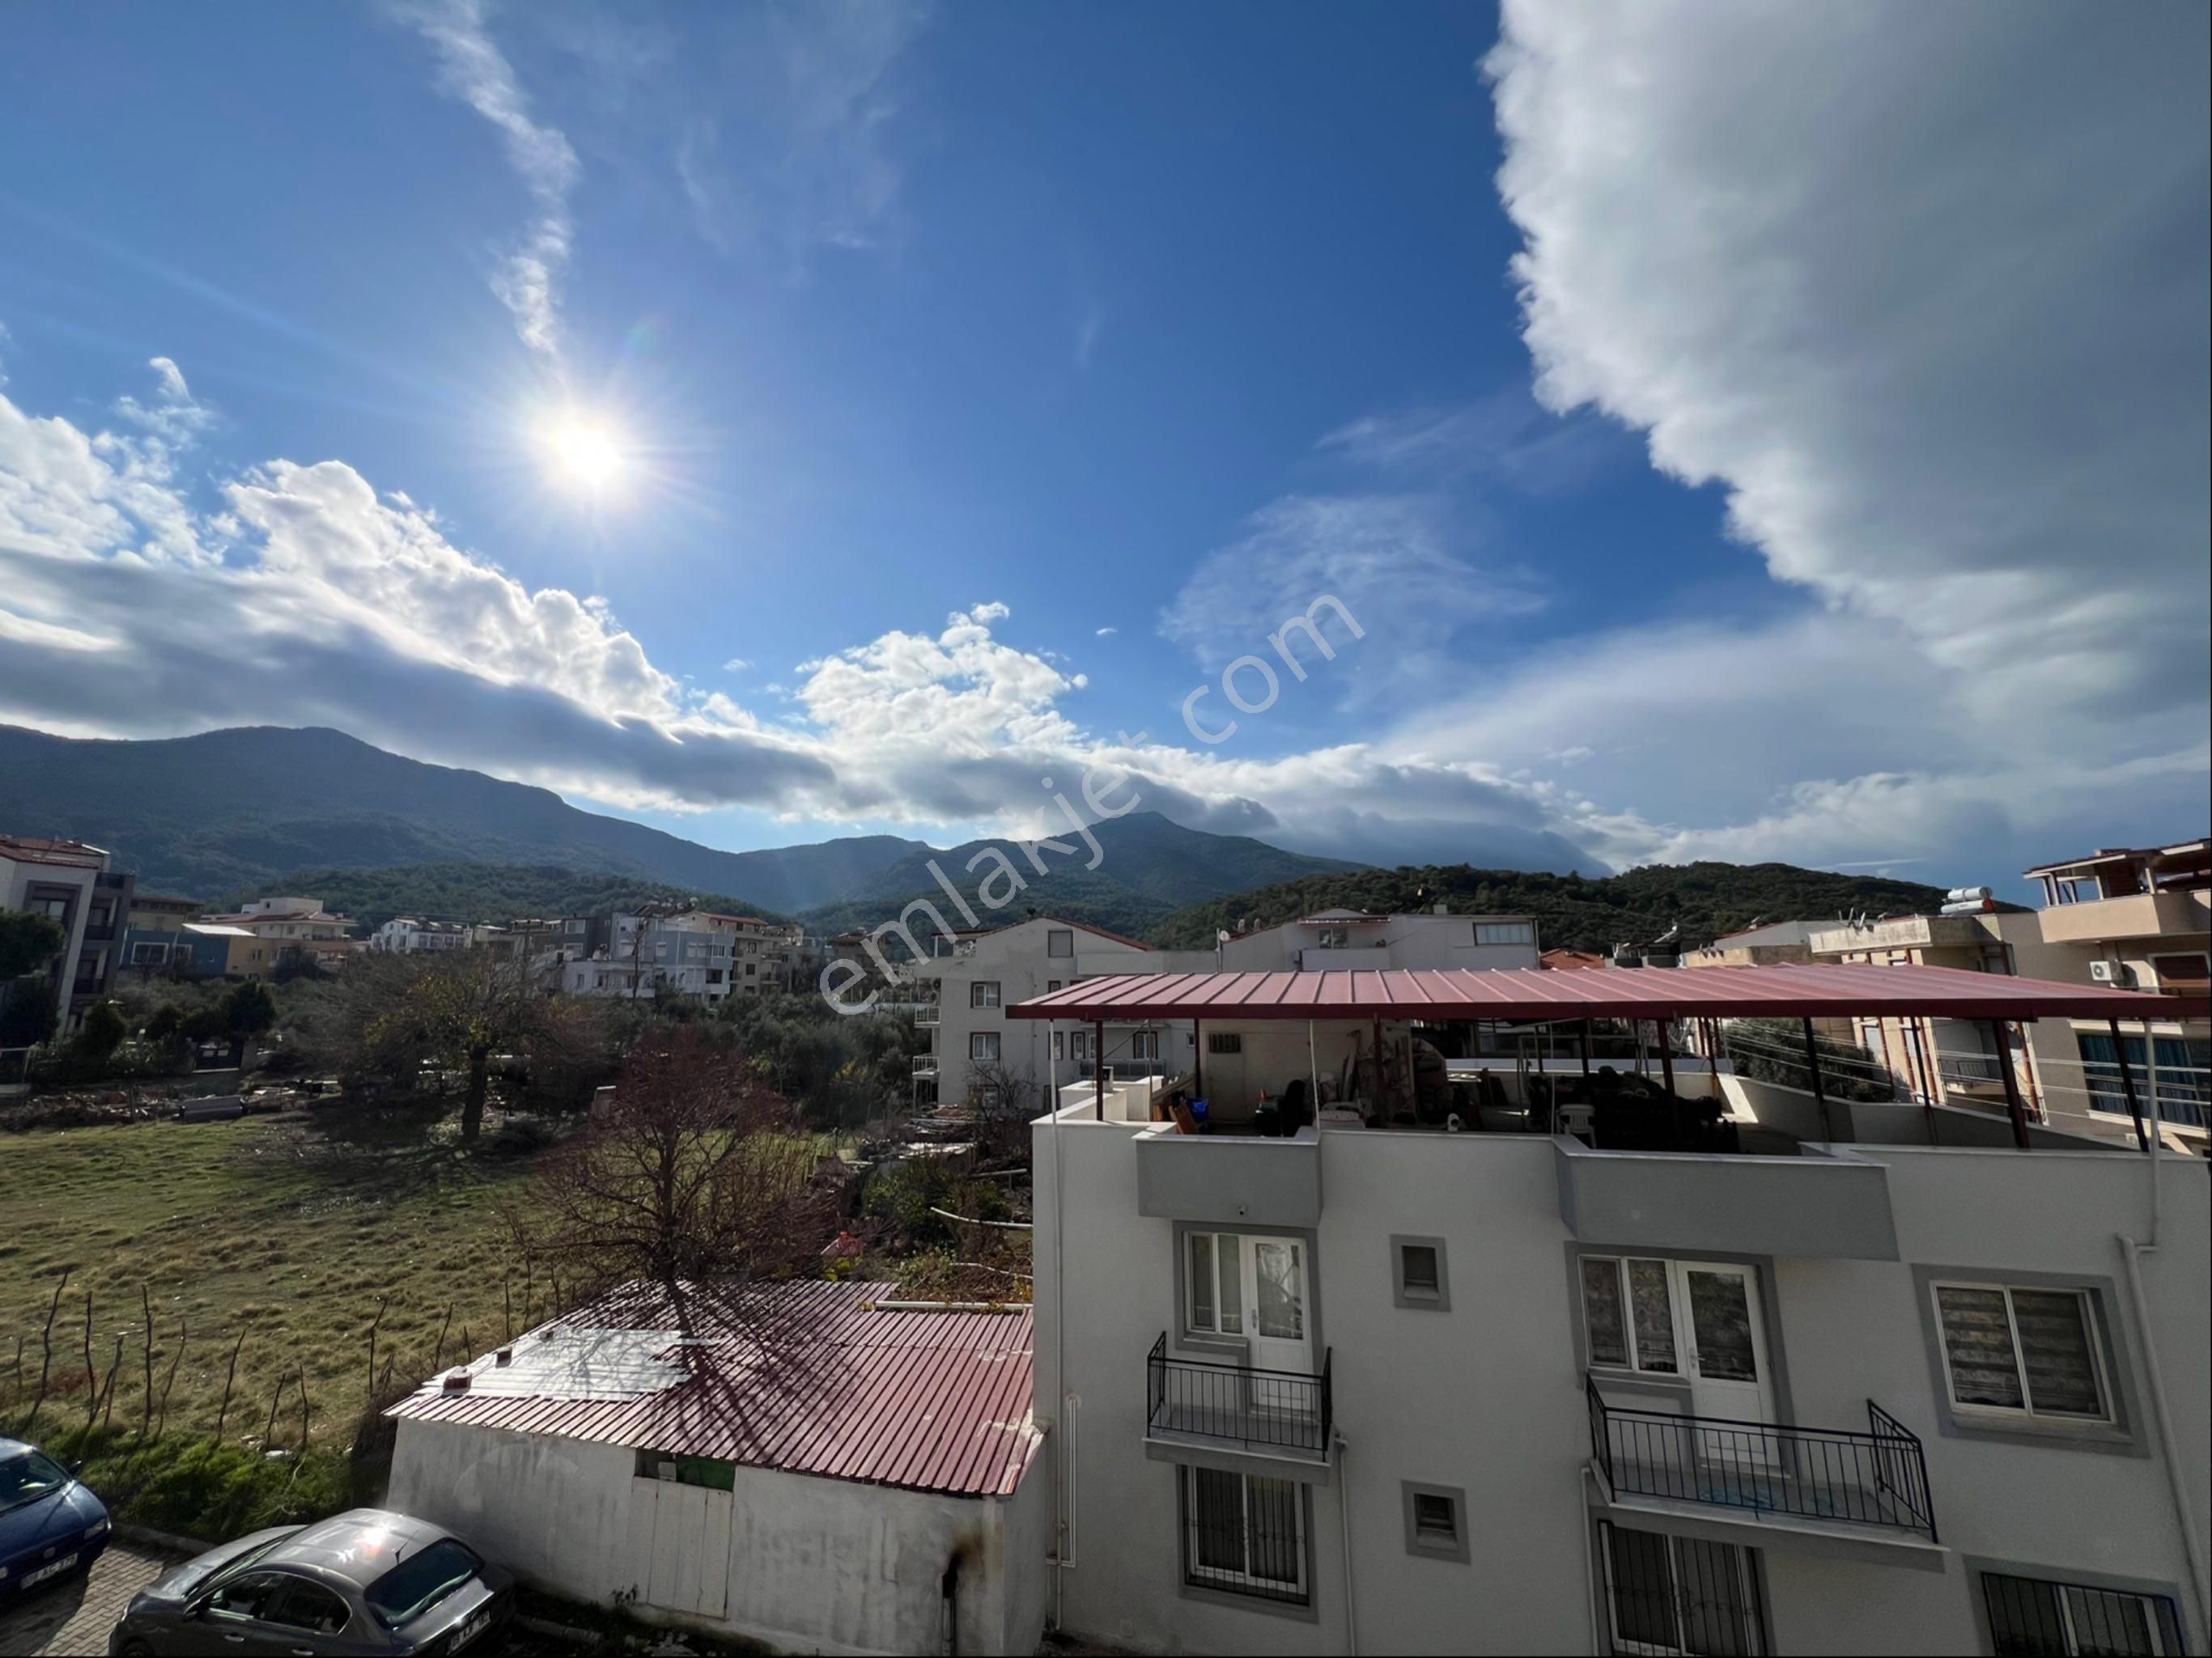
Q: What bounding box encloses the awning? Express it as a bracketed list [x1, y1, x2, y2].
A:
[1008, 963, 2209, 1024]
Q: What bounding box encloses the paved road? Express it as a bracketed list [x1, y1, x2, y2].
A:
[0, 1539, 189, 1656]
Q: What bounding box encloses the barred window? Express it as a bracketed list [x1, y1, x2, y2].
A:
[1981, 1571, 2183, 1656]
[1183, 1468, 1306, 1605]
[1934, 1283, 2109, 1423]
[1601, 1523, 1765, 1656]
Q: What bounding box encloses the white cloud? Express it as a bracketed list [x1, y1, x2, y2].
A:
[675, 1, 930, 274]
[1160, 494, 1543, 704]
[1485, 0, 2209, 728]
[722, 657, 752, 673]
[1094, 626, 1116, 637]
[397, 0, 580, 360]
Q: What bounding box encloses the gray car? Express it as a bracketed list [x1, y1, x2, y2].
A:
[107, 1507, 512, 1657]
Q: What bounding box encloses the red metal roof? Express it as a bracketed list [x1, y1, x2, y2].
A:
[1008, 962, 2209, 1023]
[387, 1280, 1038, 1499]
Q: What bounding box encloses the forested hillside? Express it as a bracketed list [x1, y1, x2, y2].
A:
[1146, 862, 1952, 954]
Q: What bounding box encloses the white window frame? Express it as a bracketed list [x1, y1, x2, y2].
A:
[1183, 1467, 1307, 1601]
[971, 980, 1001, 1009]
[1047, 929, 1075, 958]
[1475, 921, 1535, 946]
[1184, 1230, 1245, 1338]
[1930, 1281, 2112, 1426]
[1580, 1254, 1681, 1376]
[970, 1031, 1000, 1063]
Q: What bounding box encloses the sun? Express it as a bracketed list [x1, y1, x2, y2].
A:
[541, 416, 627, 493]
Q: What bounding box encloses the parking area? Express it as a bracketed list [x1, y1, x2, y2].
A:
[0, 1538, 189, 1656]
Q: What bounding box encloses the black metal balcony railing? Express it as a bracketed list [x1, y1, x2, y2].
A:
[1587, 1377, 1937, 1541]
[1147, 1334, 1332, 1460]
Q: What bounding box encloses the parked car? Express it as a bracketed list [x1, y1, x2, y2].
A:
[108, 1507, 512, 1656]
[0, 1435, 112, 1598]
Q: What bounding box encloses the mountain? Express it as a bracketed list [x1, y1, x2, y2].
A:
[799, 812, 1365, 943]
[1145, 861, 1954, 955]
[0, 727, 1361, 938]
[0, 724, 922, 911]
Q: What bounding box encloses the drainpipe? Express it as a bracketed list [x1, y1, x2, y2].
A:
[1335, 1431, 1357, 1656]
[2115, 1104, 2208, 1642]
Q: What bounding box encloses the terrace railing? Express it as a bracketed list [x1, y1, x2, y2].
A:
[1587, 1376, 1936, 1541]
[1147, 1334, 1332, 1461]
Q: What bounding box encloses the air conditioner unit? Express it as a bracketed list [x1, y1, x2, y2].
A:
[2089, 960, 2135, 986]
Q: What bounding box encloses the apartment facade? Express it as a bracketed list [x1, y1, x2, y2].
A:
[909, 917, 1196, 1111]
[1025, 970, 2210, 1656]
[1, 833, 132, 1036]
[1217, 907, 1541, 973]
[2021, 841, 2211, 1148]
[367, 917, 471, 953]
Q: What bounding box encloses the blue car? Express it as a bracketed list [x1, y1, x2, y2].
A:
[0, 1435, 113, 1597]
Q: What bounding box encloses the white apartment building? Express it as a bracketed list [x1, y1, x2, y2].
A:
[906, 910, 1541, 1113]
[1023, 964, 2210, 1656]
[1, 832, 128, 1037]
[664, 910, 805, 995]
[367, 917, 472, 953]
[1218, 906, 1541, 972]
[909, 917, 1206, 1111]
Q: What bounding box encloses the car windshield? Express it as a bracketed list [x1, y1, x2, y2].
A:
[363, 1539, 478, 1626]
[0, 1451, 70, 1512]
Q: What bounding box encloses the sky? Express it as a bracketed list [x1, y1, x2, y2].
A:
[1, 0, 2206, 893]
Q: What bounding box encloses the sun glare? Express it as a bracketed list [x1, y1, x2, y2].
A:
[541, 416, 626, 493]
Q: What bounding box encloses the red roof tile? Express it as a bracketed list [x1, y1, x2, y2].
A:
[386, 1280, 1038, 1499]
[1007, 962, 2208, 1023]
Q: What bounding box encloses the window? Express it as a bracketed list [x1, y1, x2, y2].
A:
[1980, 1571, 2184, 1656]
[1183, 1468, 1306, 1605]
[1047, 929, 1074, 957]
[1317, 926, 1350, 949]
[1047, 979, 1062, 993]
[1185, 1231, 1245, 1336]
[1208, 1032, 1242, 1055]
[2053, 876, 2104, 905]
[1391, 1235, 1450, 1311]
[269, 1580, 350, 1635]
[207, 1571, 290, 1622]
[363, 1539, 480, 1627]
[971, 980, 1001, 1008]
[1402, 1482, 1469, 1563]
[1475, 921, 1535, 946]
[1934, 1283, 2109, 1423]
[2078, 1032, 2210, 1130]
[634, 1448, 736, 1490]
[970, 1031, 1001, 1062]
[1131, 1030, 1161, 1061]
[1581, 1256, 1678, 1374]
[1600, 1524, 1765, 1656]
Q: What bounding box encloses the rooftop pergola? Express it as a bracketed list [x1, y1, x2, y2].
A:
[1012, 963, 2206, 1149]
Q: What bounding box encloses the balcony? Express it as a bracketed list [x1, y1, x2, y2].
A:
[911, 1054, 938, 1076]
[1552, 1136, 1898, 1261]
[1586, 1378, 1937, 1546]
[1146, 1334, 1331, 1466]
[2036, 888, 2210, 946]
[915, 1004, 940, 1026]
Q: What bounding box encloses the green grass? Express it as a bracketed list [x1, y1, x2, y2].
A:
[1, 1106, 550, 1461]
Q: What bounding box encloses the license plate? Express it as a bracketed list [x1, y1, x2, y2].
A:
[450, 1608, 491, 1651]
[21, 1553, 79, 1588]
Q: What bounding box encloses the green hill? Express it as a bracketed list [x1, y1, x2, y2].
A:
[798, 812, 1362, 943]
[1145, 861, 1953, 954]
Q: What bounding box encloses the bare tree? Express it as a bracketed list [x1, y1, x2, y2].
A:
[512, 1028, 833, 1333]
[965, 1060, 1042, 1161]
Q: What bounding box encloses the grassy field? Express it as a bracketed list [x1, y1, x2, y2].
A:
[0, 1105, 547, 1456]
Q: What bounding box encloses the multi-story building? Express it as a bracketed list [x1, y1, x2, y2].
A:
[118, 892, 203, 974]
[666, 911, 805, 995]
[1807, 907, 2095, 1128]
[196, 895, 359, 972]
[1, 833, 133, 1036]
[907, 917, 1198, 1112]
[1022, 963, 2210, 1656]
[1683, 918, 1826, 968]
[2020, 839, 2210, 1147]
[367, 917, 472, 954]
[1216, 906, 1540, 972]
[902, 910, 1543, 1113]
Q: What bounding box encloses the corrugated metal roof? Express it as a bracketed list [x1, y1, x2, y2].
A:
[386, 1281, 1038, 1499]
[1007, 961, 2209, 1023]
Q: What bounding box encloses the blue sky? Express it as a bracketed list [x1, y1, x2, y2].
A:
[2, 0, 2206, 891]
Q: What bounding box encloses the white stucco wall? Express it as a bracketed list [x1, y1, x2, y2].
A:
[388, 1417, 1047, 1656]
[1034, 1110, 2212, 1655]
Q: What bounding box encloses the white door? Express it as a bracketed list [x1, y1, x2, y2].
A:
[635, 1479, 732, 1620]
[1673, 1262, 1775, 1466]
[1244, 1237, 1315, 1410]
